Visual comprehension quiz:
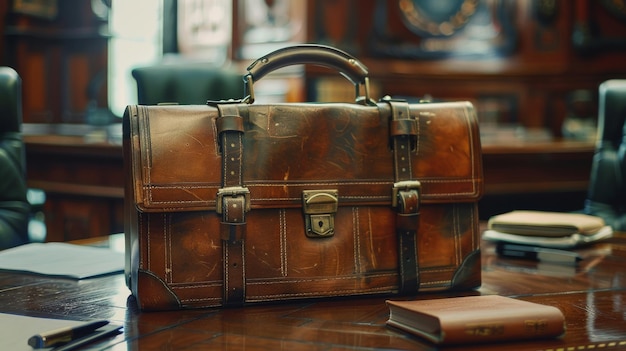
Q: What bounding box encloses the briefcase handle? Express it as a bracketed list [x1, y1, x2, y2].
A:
[244, 44, 374, 105]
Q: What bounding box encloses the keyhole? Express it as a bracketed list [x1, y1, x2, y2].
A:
[318, 220, 324, 228]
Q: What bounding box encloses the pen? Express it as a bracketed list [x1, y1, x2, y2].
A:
[27, 320, 109, 349]
[49, 324, 122, 351]
[496, 242, 582, 266]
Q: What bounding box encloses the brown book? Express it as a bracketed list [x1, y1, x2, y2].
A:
[386, 295, 565, 345]
[487, 210, 606, 237]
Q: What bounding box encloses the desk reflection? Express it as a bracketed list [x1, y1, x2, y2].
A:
[0, 233, 624, 350]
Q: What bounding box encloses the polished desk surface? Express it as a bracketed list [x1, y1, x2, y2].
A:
[1, 233, 625, 351]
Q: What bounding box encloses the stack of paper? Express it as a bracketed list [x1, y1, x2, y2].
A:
[0, 313, 121, 351]
[0, 242, 124, 279]
[483, 210, 613, 248]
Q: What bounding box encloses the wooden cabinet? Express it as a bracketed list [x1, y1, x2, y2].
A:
[305, 0, 626, 136]
[2, 0, 110, 124]
[23, 124, 123, 241]
[479, 139, 594, 218]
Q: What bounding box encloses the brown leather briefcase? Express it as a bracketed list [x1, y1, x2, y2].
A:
[123, 45, 483, 310]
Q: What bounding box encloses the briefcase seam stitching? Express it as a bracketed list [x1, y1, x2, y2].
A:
[353, 207, 360, 274]
[280, 209, 287, 277]
[164, 273, 454, 288]
[163, 273, 400, 288]
[140, 179, 480, 189]
[245, 273, 397, 284]
[247, 287, 398, 299]
[454, 204, 460, 266]
[166, 214, 172, 283]
[139, 186, 481, 205]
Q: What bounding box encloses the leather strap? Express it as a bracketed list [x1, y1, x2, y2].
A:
[216, 104, 247, 306]
[387, 100, 420, 294]
[222, 238, 245, 306]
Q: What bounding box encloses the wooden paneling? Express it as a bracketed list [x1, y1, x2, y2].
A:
[1, 0, 620, 239]
[2, 0, 109, 124]
[306, 0, 626, 136]
[24, 125, 123, 241]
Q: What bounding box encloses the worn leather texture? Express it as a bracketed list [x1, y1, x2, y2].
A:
[123, 100, 483, 310]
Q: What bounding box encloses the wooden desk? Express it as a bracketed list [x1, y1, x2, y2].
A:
[1, 233, 625, 350]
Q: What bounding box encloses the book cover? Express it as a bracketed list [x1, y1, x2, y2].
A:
[487, 210, 605, 237]
[0, 242, 124, 279]
[386, 295, 565, 345]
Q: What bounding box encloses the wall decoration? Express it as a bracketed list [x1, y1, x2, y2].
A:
[370, 0, 517, 59]
[234, 0, 306, 59]
[398, 0, 479, 37]
[312, 0, 360, 55]
[177, 0, 232, 63]
[533, 0, 561, 51]
[573, 0, 626, 54]
[600, 0, 626, 22]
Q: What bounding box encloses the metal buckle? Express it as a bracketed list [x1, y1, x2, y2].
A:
[216, 186, 251, 214]
[392, 180, 421, 211]
[302, 190, 338, 238]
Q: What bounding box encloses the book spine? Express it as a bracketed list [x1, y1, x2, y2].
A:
[441, 314, 565, 344]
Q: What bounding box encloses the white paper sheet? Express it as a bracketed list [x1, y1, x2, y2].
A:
[0, 313, 87, 351]
[482, 225, 614, 249]
[0, 242, 124, 279]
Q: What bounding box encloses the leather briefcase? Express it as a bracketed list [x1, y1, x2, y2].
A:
[123, 45, 483, 310]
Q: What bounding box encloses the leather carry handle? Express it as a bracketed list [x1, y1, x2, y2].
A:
[244, 44, 373, 104]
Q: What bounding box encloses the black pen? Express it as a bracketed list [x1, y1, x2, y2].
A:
[496, 242, 582, 266]
[27, 320, 109, 349]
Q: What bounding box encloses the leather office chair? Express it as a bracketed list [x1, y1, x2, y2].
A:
[0, 67, 30, 249]
[584, 80, 626, 231]
[131, 62, 244, 105]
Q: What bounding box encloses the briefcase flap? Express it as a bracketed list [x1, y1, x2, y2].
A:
[125, 101, 482, 213]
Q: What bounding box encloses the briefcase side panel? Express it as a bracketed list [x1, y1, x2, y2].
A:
[128, 202, 479, 310]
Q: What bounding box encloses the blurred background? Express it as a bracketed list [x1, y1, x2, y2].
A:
[2, 0, 625, 241]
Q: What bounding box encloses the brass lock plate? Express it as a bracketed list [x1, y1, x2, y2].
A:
[302, 190, 338, 238]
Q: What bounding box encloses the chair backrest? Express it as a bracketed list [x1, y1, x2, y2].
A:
[596, 80, 626, 153]
[0, 67, 22, 134]
[585, 80, 626, 230]
[131, 63, 244, 105]
[0, 67, 30, 248]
